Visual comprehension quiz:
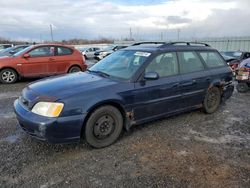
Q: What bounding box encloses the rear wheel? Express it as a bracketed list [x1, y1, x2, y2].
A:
[84, 105, 123, 148]
[68, 66, 81, 73]
[236, 83, 249, 93]
[202, 87, 221, 114]
[0, 69, 18, 84]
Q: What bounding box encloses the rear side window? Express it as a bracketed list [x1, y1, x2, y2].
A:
[146, 52, 178, 77]
[57, 47, 73, 55]
[178, 51, 205, 74]
[199, 52, 225, 68]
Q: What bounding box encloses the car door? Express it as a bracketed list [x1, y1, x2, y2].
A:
[177, 51, 211, 108]
[133, 52, 182, 122]
[48, 46, 73, 75]
[21, 46, 55, 77]
[86, 48, 95, 58]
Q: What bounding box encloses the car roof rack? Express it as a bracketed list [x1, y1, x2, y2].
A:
[160, 42, 210, 48]
[132, 41, 166, 46]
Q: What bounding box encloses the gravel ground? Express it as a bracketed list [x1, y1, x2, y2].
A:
[0, 76, 250, 187]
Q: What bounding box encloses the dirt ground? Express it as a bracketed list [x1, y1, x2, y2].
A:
[0, 79, 249, 188]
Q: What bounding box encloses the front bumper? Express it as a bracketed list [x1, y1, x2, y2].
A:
[14, 99, 86, 144]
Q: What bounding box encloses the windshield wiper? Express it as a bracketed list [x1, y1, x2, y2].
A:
[87, 69, 110, 78]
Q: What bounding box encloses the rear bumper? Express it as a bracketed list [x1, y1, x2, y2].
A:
[14, 99, 86, 144]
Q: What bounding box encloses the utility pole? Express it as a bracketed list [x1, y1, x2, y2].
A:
[177, 28, 180, 41]
[129, 28, 132, 40]
[50, 24, 54, 42]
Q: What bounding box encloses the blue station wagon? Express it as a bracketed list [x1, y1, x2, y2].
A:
[14, 42, 234, 148]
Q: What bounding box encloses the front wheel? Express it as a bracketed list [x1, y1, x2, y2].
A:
[84, 105, 123, 148]
[0, 69, 18, 84]
[236, 83, 249, 93]
[202, 87, 221, 114]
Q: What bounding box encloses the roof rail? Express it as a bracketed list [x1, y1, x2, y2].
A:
[160, 42, 210, 47]
[132, 41, 166, 46]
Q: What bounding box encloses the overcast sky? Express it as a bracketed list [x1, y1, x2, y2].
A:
[0, 0, 250, 41]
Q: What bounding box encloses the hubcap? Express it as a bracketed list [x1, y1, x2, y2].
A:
[93, 115, 115, 139]
[2, 71, 15, 83]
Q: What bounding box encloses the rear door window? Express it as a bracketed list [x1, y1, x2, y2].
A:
[199, 51, 225, 68]
[177, 51, 205, 74]
[146, 52, 179, 77]
[57, 47, 73, 56]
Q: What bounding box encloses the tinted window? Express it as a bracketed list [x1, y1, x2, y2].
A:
[200, 52, 225, 68]
[29, 46, 55, 57]
[57, 47, 72, 55]
[178, 51, 204, 74]
[146, 52, 178, 77]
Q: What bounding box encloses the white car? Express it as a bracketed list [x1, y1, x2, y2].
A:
[78, 47, 100, 59]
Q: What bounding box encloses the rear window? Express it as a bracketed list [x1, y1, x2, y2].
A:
[57, 47, 73, 55]
[199, 52, 225, 68]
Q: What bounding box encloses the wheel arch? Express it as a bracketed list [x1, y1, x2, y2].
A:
[0, 67, 20, 77]
[208, 79, 224, 94]
[80, 100, 127, 138]
[68, 65, 82, 73]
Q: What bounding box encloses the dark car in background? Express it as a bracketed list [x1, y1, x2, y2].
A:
[94, 45, 128, 60]
[0, 45, 30, 57]
[0, 44, 87, 84]
[220, 51, 250, 72]
[14, 42, 234, 148]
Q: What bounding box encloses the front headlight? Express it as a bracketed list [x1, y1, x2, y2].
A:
[31, 102, 64, 117]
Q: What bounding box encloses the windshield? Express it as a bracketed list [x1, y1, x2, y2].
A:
[0, 47, 13, 53]
[103, 45, 115, 51]
[13, 45, 33, 57]
[77, 47, 88, 52]
[89, 50, 151, 80]
[221, 51, 242, 60]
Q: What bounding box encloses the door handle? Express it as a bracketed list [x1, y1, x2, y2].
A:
[206, 77, 211, 81]
[181, 80, 196, 87]
[49, 58, 55, 61]
[172, 83, 180, 88]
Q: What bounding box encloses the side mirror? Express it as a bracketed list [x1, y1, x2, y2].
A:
[144, 72, 159, 80]
[23, 54, 30, 58]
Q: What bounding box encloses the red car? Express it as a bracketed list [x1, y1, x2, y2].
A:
[0, 44, 87, 84]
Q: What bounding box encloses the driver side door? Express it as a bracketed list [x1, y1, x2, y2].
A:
[21, 46, 55, 77]
[133, 52, 182, 123]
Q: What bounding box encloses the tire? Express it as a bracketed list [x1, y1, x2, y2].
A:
[0, 68, 18, 84]
[202, 87, 221, 114]
[236, 83, 249, 93]
[84, 105, 123, 148]
[68, 66, 81, 73]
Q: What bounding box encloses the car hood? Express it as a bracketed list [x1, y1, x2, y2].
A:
[27, 72, 118, 99]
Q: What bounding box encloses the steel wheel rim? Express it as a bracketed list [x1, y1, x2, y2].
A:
[93, 114, 116, 140]
[2, 71, 15, 83]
